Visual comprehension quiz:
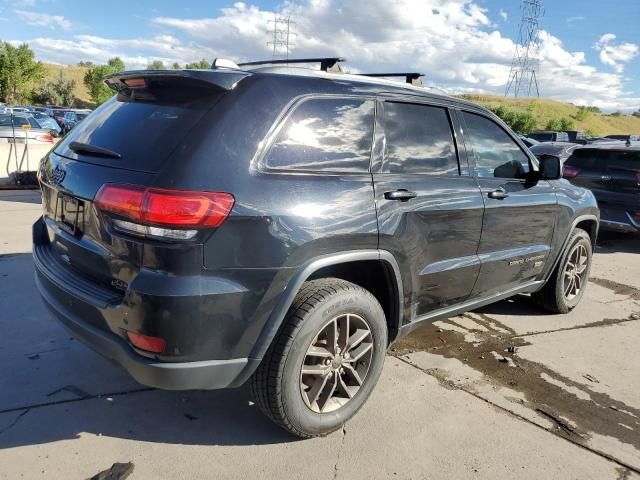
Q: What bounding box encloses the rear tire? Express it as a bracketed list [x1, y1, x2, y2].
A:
[533, 228, 592, 313]
[250, 278, 387, 438]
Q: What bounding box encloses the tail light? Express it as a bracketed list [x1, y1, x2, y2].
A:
[635, 172, 640, 186]
[95, 184, 234, 240]
[127, 331, 166, 353]
[35, 134, 54, 143]
[563, 165, 581, 178]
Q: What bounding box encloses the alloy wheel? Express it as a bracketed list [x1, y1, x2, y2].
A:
[563, 243, 589, 301]
[299, 313, 374, 413]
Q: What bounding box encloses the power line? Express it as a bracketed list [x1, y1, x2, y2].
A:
[267, 15, 296, 60]
[505, 0, 544, 98]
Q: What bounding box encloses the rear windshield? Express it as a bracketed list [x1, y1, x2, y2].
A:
[54, 82, 221, 172]
[530, 143, 577, 157]
[565, 148, 640, 171]
[529, 133, 553, 142]
[0, 114, 39, 128]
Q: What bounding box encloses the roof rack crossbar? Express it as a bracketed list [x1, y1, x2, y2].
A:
[237, 57, 346, 73]
[357, 73, 424, 86]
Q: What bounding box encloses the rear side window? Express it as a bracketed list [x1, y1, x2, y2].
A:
[383, 102, 459, 175]
[462, 111, 530, 179]
[566, 149, 640, 171]
[264, 97, 375, 173]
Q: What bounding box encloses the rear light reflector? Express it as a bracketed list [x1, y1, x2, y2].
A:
[563, 166, 581, 178]
[635, 173, 640, 186]
[95, 184, 234, 238]
[127, 331, 166, 353]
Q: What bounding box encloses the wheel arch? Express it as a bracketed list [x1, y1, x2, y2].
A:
[247, 250, 403, 365]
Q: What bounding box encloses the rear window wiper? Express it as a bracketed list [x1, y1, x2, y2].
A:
[69, 141, 122, 159]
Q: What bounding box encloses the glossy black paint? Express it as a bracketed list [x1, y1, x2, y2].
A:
[33, 67, 599, 390]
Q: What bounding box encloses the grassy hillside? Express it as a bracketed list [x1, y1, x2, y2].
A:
[41, 63, 91, 107]
[457, 94, 640, 136]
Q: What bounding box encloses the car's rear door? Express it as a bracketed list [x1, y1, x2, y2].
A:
[373, 98, 484, 323]
[459, 110, 558, 299]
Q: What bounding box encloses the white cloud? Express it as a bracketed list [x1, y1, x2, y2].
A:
[15, 10, 71, 30]
[594, 33, 639, 73]
[566, 16, 585, 25]
[12, 0, 640, 111]
[499, 9, 507, 21]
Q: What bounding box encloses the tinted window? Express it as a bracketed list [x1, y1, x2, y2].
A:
[383, 102, 459, 175]
[463, 112, 530, 179]
[55, 92, 220, 172]
[565, 149, 640, 172]
[265, 98, 374, 173]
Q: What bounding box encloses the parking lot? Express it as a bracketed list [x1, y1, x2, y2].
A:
[0, 189, 638, 479]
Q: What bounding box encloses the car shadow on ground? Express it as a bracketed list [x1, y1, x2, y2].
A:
[0, 386, 299, 449]
[473, 295, 546, 317]
[595, 230, 640, 255]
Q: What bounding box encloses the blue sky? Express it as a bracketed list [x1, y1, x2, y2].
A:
[1, 0, 638, 111]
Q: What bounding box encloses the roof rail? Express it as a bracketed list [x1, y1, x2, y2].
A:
[357, 73, 424, 86]
[237, 57, 346, 73]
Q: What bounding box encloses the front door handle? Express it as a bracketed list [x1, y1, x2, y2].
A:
[384, 189, 417, 202]
[486, 187, 509, 200]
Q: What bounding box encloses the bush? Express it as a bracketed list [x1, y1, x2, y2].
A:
[545, 116, 575, 131]
[489, 105, 536, 135]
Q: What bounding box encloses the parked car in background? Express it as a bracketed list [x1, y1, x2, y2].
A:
[31, 112, 61, 135]
[34, 60, 599, 438]
[519, 135, 540, 148]
[52, 109, 71, 126]
[564, 131, 588, 144]
[0, 113, 56, 144]
[529, 131, 570, 142]
[60, 110, 90, 134]
[530, 142, 579, 163]
[563, 144, 640, 232]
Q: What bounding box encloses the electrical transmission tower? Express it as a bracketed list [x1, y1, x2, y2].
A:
[505, 0, 544, 97]
[268, 15, 296, 60]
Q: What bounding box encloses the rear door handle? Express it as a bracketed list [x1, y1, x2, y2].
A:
[384, 189, 417, 202]
[485, 188, 509, 200]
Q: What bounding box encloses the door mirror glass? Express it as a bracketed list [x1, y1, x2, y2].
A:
[538, 155, 562, 180]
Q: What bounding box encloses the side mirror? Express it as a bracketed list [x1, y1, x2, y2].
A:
[538, 155, 562, 180]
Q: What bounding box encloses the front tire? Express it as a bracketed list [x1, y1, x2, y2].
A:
[251, 278, 387, 438]
[533, 228, 592, 313]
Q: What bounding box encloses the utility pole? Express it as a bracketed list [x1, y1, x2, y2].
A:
[505, 0, 544, 97]
[267, 15, 296, 60]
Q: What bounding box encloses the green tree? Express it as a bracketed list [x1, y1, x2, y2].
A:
[77, 60, 95, 68]
[0, 42, 45, 103]
[147, 60, 165, 70]
[83, 57, 125, 106]
[575, 106, 591, 121]
[610, 111, 622, 117]
[185, 59, 211, 69]
[172, 62, 181, 69]
[37, 69, 76, 106]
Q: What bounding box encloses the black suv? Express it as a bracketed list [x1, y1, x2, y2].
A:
[563, 143, 639, 232]
[33, 58, 599, 438]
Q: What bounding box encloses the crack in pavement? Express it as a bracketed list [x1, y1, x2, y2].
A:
[0, 387, 153, 416]
[390, 311, 640, 474]
[394, 355, 640, 475]
[0, 409, 30, 436]
[332, 424, 347, 480]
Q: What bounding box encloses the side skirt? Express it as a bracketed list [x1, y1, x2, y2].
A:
[395, 280, 543, 339]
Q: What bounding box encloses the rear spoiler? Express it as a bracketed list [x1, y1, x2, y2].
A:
[103, 69, 252, 92]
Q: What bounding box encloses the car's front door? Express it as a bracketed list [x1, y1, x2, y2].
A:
[373, 99, 485, 323]
[459, 110, 558, 299]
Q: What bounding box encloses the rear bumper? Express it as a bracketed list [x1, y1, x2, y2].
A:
[36, 273, 255, 390]
[32, 215, 262, 390]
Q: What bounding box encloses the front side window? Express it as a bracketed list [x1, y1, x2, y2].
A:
[264, 97, 375, 173]
[383, 102, 459, 175]
[462, 111, 531, 179]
